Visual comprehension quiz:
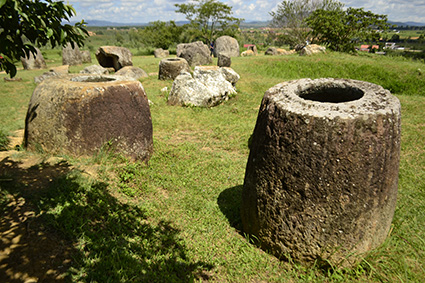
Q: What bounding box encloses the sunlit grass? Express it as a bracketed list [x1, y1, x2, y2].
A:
[1, 50, 424, 282]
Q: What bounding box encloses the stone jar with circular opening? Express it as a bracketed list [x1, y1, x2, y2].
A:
[24, 75, 153, 162]
[241, 78, 401, 266]
[158, 58, 191, 80]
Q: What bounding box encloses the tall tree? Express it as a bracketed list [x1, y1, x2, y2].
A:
[0, 0, 88, 77]
[175, 0, 243, 44]
[141, 21, 183, 49]
[269, 0, 343, 47]
[306, 7, 390, 53]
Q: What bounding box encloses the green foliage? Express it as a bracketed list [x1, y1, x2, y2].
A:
[390, 33, 401, 42]
[140, 21, 183, 49]
[175, 0, 243, 44]
[114, 31, 125, 45]
[127, 28, 141, 48]
[116, 162, 147, 197]
[269, 0, 344, 47]
[0, 0, 88, 77]
[306, 7, 390, 53]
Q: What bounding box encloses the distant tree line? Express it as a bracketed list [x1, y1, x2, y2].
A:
[395, 25, 425, 31]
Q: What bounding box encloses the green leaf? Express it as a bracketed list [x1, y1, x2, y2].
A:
[0, 0, 6, 9]
[60, 29, 65, 42]
[20, 12, 29, 22]
[46, 28, 53, 38]
[9, 66, 17, 78]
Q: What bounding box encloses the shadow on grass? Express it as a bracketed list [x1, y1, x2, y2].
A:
[217, 185, 243, 233]
[0, 156, 213, 282]
[0, 157, 74, 282]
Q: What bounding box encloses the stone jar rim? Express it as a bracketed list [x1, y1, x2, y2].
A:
[68, 74, 137, 84]
[266, 78, 401, 120]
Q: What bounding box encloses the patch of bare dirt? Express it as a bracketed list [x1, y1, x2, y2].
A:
[0, 130, 76, 282]
[0, 194, 74, 282]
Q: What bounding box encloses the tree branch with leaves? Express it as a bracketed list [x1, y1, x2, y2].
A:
[0, 0, 88, 77]
[140, 21, 183, 50]
[175, 0, 243, 44]
[269, 0, 344, 47]
[306, 7, 390, 53]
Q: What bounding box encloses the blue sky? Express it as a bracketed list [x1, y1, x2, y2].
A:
[64, 0, 425, 24]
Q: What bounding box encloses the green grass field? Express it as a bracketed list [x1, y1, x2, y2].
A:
[1, 49, 424, 282]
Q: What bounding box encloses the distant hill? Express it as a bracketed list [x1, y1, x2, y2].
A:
[75, 19, 190, 27]
[240, 21, 271, 28]
[77, 19, 270, 28]
[76, 19, 424, 28]
[389, 21, 425, 27]
[81, 20, 148, 27]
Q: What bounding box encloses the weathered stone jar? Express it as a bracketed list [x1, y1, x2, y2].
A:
[241, 78, 401, 266]
[158, 58, 191, 80]
[25, 74, 153, 162]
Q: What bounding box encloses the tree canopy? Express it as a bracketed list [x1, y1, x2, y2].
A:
[175, 0, 243, 44]
[269, 0, 343, 47]
[140, 21, 183, 50]
[0, 0, 88, 77]
[306, 7, 390, 53]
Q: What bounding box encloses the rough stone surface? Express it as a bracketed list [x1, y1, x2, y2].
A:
[294, 44, 306, 51]
[168, 66, 239, 107]
[95, 46, 133, 71]
[25, 74, 153, 162]
[50, 65, 69, 75]
[217, 53, 231, 67]
[62, 42, 83, 66]
[34, 65, 71, 83]
[213, 36, 240, 58]
[279, 48, 296, 55]
[265, 47, 295, 55]
[300, 44, 326, 56]
[20, 48, 47, 70]
[158, 58, 191, 80]
[241, 78, 401, 266]
[176, 41, 212, 67]
[33, 65, 71, 84]
[265, 47, 278, 55]
[115, 66, 148, 80]
[241, 50, 255, 57]
[34, 71, 59, 84]
[154, 48, 170, 58]
[80, 65, 109, 75]
[247, 45, 258, 55]
[219, 67, 240, 86]
[81, 50, 92, 63]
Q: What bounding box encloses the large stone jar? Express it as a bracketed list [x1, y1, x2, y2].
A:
[241, 78, 401, 266]
[95, 46, 133, 71]
[158, 58, 191, 80]
[24, 75, 153, 162]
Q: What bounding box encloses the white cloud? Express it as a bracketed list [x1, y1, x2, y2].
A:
[340, 0, 425, 22]
[229, 0, 243, 6]
[65, 0, 425, 24]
